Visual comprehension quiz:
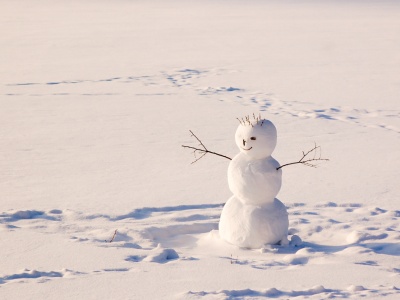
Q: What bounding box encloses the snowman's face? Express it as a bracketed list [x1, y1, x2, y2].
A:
[235, 119, 277, 160]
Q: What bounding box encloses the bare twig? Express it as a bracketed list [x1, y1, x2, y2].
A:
[277, 143, 329, 170]
[106, 229, 118, 243]
[182, 130, 232, 164]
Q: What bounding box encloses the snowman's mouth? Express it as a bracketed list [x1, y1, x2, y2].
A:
[242, 147, 253, 151]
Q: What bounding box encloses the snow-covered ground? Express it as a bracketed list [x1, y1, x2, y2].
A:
[1, 0, 399, 299]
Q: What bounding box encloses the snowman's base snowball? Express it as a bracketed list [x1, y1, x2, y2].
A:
[219, 197, 289, 249]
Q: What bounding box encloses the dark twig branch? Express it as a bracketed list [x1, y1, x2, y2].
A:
[277, 143, 329, 170]
[182, 130, 232, 164]
[105, 229, 118, 243]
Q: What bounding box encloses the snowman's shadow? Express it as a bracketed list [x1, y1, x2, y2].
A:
[294, 242, 346, 254]
[112, 203, 224, 220]
[259, 244, 304, 255]
[259, 241, 356, 255]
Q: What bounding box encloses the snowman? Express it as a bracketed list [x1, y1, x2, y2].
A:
[219, 117, 289, 248]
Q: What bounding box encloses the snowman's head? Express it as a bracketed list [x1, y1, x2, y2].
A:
[235, 118, 277, 160]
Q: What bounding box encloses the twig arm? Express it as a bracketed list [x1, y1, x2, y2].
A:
[182, 130, 232, 164]
[181, 145, 232, 162]
[277, 143, 329, 170]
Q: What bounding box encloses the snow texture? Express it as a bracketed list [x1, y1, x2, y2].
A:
[1, 0, 399, 299]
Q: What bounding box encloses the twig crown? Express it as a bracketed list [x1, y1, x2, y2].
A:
[237, 113, 264, 127]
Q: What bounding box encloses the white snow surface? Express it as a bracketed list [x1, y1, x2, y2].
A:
[1, 0, 400, 299]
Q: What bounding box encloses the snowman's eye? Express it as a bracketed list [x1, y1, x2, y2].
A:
[250, 137, 256, 140]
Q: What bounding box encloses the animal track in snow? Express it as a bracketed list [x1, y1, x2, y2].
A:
[0, 268, 81, 285]
[4, 68, 399, 133]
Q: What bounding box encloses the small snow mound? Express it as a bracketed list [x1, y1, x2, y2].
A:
[120, 242, 142, 249]
[60, 268, 82, 278]
[264, 288, 280, 297]
[218, 288, 255, 297]
[346, 231, 388, 244]
[347, 285, 366, 292]
[12, 210, 44, 220]
[347, 231, 367, 244]
[2, 269, 63, 281]
[283, 254, 309, 265]
[296, 247, 314, 256]
[290, 235, 302, 246]
[337, 246, 373, 255]
[308, 285, 327, 294]
[60, 268, 71, 273]
[144, 245, 179, 263]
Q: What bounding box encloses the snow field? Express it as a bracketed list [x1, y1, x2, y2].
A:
[1, 201, 399, 298]
[1, 65, 399, 299]
[1, 0, 400, 299]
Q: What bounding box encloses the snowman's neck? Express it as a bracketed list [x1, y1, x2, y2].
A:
[244, 154, 273, 162]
